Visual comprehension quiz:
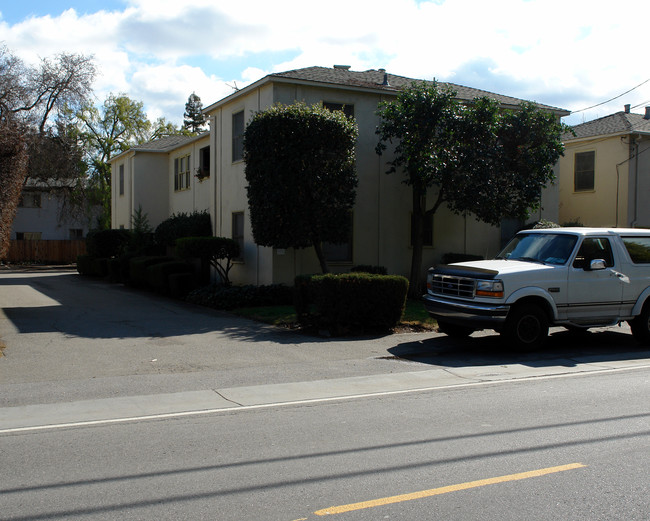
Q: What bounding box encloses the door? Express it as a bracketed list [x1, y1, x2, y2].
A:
[567, 237, 623, 323]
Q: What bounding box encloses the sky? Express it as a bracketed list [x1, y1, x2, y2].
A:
[2, 0, 650, 127]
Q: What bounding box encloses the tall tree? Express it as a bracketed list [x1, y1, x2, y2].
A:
[244, 102, 358, 273]
[183, 92, 206, 134]
[0, 117, 28, 259]
[376, 82, 566, 296]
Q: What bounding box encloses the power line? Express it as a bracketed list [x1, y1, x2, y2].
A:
[571, 78, 650, 114]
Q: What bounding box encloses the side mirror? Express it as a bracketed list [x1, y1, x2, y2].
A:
[590, 259, 606, 271]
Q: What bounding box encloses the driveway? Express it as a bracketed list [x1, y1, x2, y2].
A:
[1, 267, 648, 414]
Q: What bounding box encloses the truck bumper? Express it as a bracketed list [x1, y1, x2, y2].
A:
[422, 293, 510, 329]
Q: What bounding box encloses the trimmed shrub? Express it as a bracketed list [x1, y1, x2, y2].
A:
[176, 236, 240, 285]
[128, 256, 174, 288]
[86, 229, 131, 258]
[186, 284, 293, 310]
[293, 274, 316, 320]
[169, 272, 197, 299]
[154, 211, 212, 247]
[76, 254, 94, 275]
[107, 258, 122, 282]
[351, 265, 388, 275]
[440, 253, 484, 264]
[308, 273, 409, 333]
[145, 260, 194, 294]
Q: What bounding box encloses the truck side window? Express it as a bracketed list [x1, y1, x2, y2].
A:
[573, 238, 614, 269]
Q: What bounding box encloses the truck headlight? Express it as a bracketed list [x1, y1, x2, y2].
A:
[476, 280, 504, 298]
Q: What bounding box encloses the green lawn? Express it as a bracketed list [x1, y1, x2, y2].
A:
[232, 299, 437, 331]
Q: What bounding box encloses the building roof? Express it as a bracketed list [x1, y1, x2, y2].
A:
[565, 109, 650, 141]
[109, 132, 209, 163]
[204, 65, 568, 115]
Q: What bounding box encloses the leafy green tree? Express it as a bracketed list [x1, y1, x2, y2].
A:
[376, 82, 566, 296]
[244, 102, 358, 273]
[183, 92, 206, 134]
[74, 94, 184, 228]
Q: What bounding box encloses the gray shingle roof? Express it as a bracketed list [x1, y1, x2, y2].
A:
[130, 133, 206, 153]
[565, 111, 650, 140]
[270, 66, 567, 114]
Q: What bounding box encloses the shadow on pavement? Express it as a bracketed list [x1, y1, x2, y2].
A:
[388, 327, 650, 368]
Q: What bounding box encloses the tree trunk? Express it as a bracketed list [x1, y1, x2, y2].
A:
[312, 241, 330, 274]
[408, 187, 425, 298]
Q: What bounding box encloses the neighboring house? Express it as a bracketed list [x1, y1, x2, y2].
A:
[11, 179, 90, 240]
[111, 133, 211, 230]
[559, 105, 650, 228]
[111, 66, 568, 286]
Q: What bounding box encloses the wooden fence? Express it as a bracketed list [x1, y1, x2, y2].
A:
[4, 240, 86, 264]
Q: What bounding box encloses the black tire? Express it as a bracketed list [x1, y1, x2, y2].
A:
[629, 304, 650, 345]
[502, 303, 549, 350]
[437, 320, 474, 338]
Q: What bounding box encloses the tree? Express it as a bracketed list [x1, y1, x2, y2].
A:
[244, 102, 358, 273]
[376, 82, 566, 296]
[0, 118, 28, 259]
[74, 94, 184, 229]
[183, 92, 206, 134]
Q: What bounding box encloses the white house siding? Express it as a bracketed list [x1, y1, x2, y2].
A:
[168, 136, 211, 218]
[11, 189, 90, 240]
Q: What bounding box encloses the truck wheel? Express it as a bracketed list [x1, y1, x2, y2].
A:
[437, 320, 474, 338]
[630, 304, 650, 345]
[503, 304, 548, 350]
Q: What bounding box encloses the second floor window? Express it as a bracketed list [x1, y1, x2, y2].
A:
[574, 151, 595, 192]
[232, 111, 244, 162]
[119, 164, 125, 195]
[174, 154, 191, 191]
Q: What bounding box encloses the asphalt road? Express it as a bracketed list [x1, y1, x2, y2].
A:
[1, 268, 649, 519]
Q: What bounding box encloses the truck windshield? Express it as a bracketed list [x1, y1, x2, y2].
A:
[497, 233, 578, 265]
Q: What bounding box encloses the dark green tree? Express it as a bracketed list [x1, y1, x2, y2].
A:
[183, 92, 206, 134]
[244, 102, 358, 273]
[376, 82, 566, 296]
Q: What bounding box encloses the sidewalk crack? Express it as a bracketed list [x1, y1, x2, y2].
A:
[213, 389, 243, 407]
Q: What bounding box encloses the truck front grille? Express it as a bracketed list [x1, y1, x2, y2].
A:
[431, 274, 476, 298]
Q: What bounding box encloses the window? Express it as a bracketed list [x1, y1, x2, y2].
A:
[574, 151, 595, 192]
[232, 111, 244, 162]
[323, 212, 353, 263]
[174, 154, 191, 191]
[411, 212, 433, 247]
[119, 164, 125, 195]
[232, 212, 244, 261]
[16, 232, 42, 240]
[69, 229, 83, 240]
[18, 192, 41, 208]
[198, 146, 210, 179]
[622, 237, 650, 263]
[573, 237, 614, 269]
[323, 102, 354, 119]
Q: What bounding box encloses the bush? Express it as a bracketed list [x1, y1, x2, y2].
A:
[293, 274, 316, 319]
[440, 253, 484, 264]
[186, 284, 293, 310]
[76, 254, 94, 275]
[86, 229, 131, 258]
[306, 273, 409, 333]
[128, 256, 174, 288]
[351, 265, 388, 275]
[145, 260, 194, 294]
[154, 211, 212, 247]
[176, 236, 240, 285]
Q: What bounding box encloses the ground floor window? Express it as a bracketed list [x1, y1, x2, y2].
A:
[232, 211, 244, 261]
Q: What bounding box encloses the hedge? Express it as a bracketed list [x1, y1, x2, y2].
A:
[128, 256, 174, 288]
[299, 272, 409, 333]
[85, 229, 131, 258]
[145, 260, 194, 294]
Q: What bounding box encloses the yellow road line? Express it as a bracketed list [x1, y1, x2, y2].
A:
[314, 463, 586, 516]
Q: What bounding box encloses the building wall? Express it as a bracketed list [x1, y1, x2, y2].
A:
[11, 189, 90, 240]
[629, 136, 650, 228]
[168, 136, 211, 218]
[207, 81, 521, 287]
[559, 136, 630, 227]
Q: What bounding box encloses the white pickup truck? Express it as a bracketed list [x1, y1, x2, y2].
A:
[423, 227, 650, 349]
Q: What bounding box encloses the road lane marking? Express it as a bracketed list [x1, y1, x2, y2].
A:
[314, 463, 586, 516]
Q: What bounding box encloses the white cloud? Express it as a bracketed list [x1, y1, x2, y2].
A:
[3, 0, 650, 126]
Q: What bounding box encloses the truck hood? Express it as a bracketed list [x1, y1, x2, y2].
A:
[435, 259, 559, 278]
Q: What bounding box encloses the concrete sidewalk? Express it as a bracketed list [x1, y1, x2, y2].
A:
[2, 355, 649, 433]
